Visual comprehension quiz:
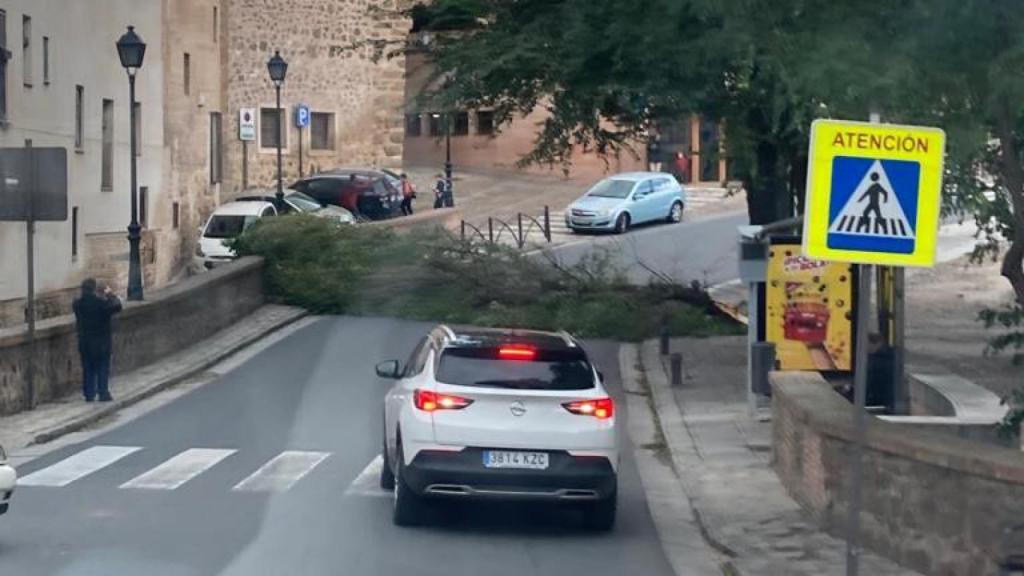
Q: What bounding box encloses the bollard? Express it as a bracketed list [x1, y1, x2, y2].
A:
[659, 326, 670, 355]
[670, 353, 683, 387]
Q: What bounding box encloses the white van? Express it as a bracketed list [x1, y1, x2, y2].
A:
[195, 201, 277, 269]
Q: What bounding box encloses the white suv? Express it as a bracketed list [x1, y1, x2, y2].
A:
[376, 326, 619, 530]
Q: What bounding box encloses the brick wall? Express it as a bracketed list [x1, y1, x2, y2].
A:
[772, 371, 1024, 576]
[0, 257, 264, 415]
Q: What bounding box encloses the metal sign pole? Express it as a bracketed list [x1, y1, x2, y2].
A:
[298, 125, 304, 179]
[846, 263, 872, 576]
[242, 140, 248, 190]
[24, 139, 36, 410]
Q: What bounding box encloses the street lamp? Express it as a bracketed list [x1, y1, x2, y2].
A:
[432, 112, 454, 206]
[116, 25, 146, 301]
[267, 50, 288, 211]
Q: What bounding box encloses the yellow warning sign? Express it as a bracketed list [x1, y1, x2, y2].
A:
[803, 119, 946, 267]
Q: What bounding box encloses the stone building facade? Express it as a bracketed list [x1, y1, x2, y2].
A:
[0, 0, 409, 328]
[222, 0, 408, 196]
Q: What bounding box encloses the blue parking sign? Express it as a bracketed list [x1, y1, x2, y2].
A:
[295, 104, 310, 129]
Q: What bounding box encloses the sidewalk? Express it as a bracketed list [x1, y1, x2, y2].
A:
[0, 304, 307, 457]
[634, 336, 919, 575]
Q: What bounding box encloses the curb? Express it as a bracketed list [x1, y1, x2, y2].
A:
[29, 308, 310, 446]
[637, 339, 744, 570]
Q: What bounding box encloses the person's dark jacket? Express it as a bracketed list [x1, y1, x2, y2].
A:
[73, 292, 123, 359]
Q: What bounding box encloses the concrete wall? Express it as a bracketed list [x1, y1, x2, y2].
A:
[772, 371, 1024, 576]
[0, 0, 165, 306]
[0, 256, 263, 415]
[222, 0, 408, 197]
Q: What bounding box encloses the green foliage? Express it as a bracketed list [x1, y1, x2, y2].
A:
[232, 216, 739, 341]
[229, 215, 390, 314]
[980, 304, 1024, 365]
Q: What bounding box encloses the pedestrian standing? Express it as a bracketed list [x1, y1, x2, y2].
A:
[434, 175, 446, 209]
[400, 173, 416, 216]
[72, 278, 123, 402]
[673, 151, 691, 184]
[443, 177, 455, 208]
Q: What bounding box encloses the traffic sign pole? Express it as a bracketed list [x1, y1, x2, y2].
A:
[846, 263, 871, 576]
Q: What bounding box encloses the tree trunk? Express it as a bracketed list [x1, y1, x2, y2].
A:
[994, 102, 1024, 305]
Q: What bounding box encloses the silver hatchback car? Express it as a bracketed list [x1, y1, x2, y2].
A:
[565, 172, 687, 234]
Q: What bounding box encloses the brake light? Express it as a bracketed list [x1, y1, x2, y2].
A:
[414, 389, 473, 412]
[562, 397, 614, 420]
[498, 346, 536, 360]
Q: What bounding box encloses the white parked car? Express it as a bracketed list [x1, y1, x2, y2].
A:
[376, 325, 619, 530]
[235, 189, 356, 225]
[195, 201, 277, 269]
[565, 172, 687, 234]
[0, 444, 15, 515]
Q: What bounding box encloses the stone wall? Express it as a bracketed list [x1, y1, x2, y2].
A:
[0, 257, 264, 415]
[222, 0, 409, 197]
[772, 371, 1024, 576]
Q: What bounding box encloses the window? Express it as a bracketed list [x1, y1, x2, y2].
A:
[436, 347, 595, 391]
[310, 112, 334, 150]
[453, 112, 469, 136]
[71, 206, 78, 259]
[101, 99, 113, 190]
[213, 7, 218, 43]
[74, 85, 83, 150]
[42, 36, 48, 85]
[210, 112, 223, 183]
[260, 107, 286, 149]
[172, 202, 180, 229]
[476, 110, 494, 136]
[405, 113, 422, 137]
[0, 10, 7, 120]
[183, 53, 190, 95]
[428, 113, 442, 137]
[21, 15, 30, 87]
[139, 187, 148, 228]
[133, 102, 141, 157]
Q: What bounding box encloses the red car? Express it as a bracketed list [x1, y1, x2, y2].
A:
[291, 169, 402, 221]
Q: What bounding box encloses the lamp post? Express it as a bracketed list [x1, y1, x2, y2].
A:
[116, 26, 146, 301]
[267, 50, 288, 211]
[432, 111, 454, 207]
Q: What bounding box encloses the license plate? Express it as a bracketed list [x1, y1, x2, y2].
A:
[483, 450, 549, 470]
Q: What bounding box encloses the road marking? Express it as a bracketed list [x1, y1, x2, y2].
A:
[19, 445, 142, 487]
[231, 450, 329, 492]
[119, 448, 236, 490]
[344, 455, 390, 498]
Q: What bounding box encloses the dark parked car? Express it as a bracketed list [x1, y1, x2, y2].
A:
[291, 169, 402, 221]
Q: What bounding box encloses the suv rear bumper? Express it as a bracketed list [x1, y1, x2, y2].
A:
[403, 448, 616, 501]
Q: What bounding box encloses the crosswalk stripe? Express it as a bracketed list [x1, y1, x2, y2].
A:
[19, 445, 142, 487]
[231, 450, 329, 492]
[344, 455, 390, 498]
[120, 448, 236, 490]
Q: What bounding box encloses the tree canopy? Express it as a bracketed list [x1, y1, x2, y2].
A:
[418, 0, 1024, 308]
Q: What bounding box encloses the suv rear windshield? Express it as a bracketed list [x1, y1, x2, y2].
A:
[436, 347, 595, 390]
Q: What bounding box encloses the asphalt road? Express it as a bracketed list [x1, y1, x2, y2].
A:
[546, 211, 748, 287]
[0, 317, 676, 576]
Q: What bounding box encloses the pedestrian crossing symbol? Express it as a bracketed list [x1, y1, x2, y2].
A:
[803, 119, 945, 267]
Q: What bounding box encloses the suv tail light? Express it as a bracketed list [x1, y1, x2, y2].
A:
[562, 397, 614, 420]
[414, 389, 473, 412]
[498, 346, 536, 361]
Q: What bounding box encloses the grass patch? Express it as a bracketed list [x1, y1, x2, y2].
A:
[234, 215, 742, 341]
